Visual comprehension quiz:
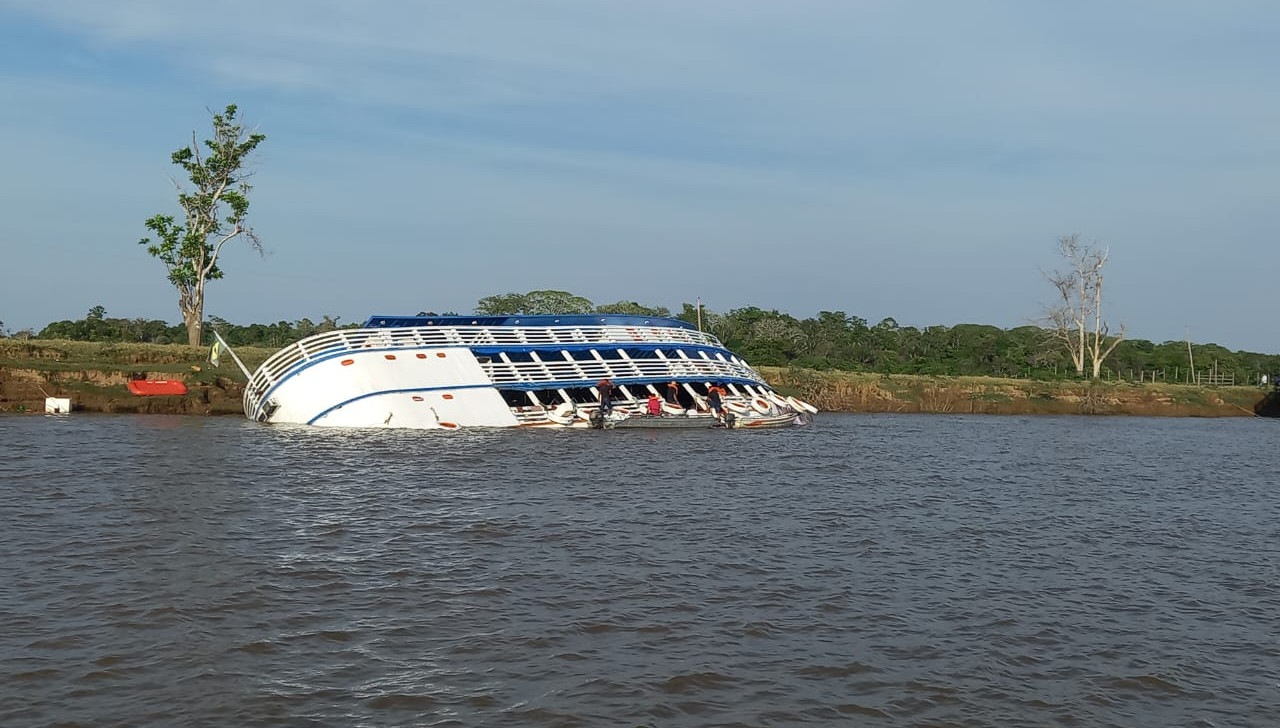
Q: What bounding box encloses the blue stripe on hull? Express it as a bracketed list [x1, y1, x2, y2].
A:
[304, 383, 495, 425]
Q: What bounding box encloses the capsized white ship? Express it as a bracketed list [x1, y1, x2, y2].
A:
[236, 314, 817, 430]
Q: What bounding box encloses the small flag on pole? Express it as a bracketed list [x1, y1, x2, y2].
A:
[209, 340, 223, 368]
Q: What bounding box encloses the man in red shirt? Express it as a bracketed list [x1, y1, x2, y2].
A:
[647, 392, 663, 416]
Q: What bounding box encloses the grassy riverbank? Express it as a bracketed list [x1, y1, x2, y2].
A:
[761, 367, 1270, 417]
[0, 339, 272, 415]
[0, 339, 1272, 417]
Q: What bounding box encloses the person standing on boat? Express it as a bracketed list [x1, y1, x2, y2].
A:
[597, 378, 616, 414]
[666, 381, 681, 405]
[647, 392, 663, 416]
[707, 384, 725, 421]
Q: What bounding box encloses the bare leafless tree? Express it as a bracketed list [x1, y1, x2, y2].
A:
[1044, 234, 1126, 379]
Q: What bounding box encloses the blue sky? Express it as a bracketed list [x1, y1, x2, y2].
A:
[1, 1, 1276, 352]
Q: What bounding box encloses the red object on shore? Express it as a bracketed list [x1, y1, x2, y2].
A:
[127, 380, 189, 396]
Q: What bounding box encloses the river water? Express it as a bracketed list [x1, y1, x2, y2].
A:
[2, 413, 1278, 727]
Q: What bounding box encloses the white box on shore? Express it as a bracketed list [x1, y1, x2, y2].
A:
[45, 397, 71, 414]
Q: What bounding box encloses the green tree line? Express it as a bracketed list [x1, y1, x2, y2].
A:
[7, 292, 1279, 383]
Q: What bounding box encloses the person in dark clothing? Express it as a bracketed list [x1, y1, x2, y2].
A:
[707, 384, 724, 420]
[666, 381, 681, 405]
[597, 378, 616, 414]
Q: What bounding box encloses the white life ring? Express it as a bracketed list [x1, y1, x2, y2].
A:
[767, 391, 790, 408]
[751, 397, 772, 414]
[662, 402, 684, 415]
[725, 401, 749, 415]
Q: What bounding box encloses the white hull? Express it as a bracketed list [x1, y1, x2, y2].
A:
[259, 346, 518, 428]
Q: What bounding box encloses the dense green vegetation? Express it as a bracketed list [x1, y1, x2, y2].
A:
[6, 292, 1278, 385]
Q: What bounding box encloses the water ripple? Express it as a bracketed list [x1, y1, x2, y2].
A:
[2, 413, 1279, 726]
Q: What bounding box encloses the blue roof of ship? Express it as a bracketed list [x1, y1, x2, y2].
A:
[362, 314, 697, 330]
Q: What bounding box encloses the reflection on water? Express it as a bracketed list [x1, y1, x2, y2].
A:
[2, 413, 1279, 727]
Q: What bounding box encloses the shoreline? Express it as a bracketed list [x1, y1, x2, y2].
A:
[2, 339, 1274, 419]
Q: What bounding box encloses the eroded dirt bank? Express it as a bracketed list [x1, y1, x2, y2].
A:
[0, 366, 246, 415]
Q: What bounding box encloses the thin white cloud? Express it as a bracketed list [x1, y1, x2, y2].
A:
[9, 0, 1278, 158]
[1, 0, 1278, 349]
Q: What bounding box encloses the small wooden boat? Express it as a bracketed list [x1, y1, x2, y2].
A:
[127, 380, 189, 396]
[735, 411, 810, 428]
[601, 410, 808, 430]
[603, 413, 721, 429]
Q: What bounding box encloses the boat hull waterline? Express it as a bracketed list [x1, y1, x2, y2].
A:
[239, 314, 817, 430]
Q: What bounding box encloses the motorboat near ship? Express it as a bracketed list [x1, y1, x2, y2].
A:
[227, 314, 817, 430]
[596, 409, 806, 430]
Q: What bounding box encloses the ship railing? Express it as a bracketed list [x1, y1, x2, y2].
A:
[478, 356, 764, 387]
[510, 406, 564, 425]
[242, 324, 726, 414]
